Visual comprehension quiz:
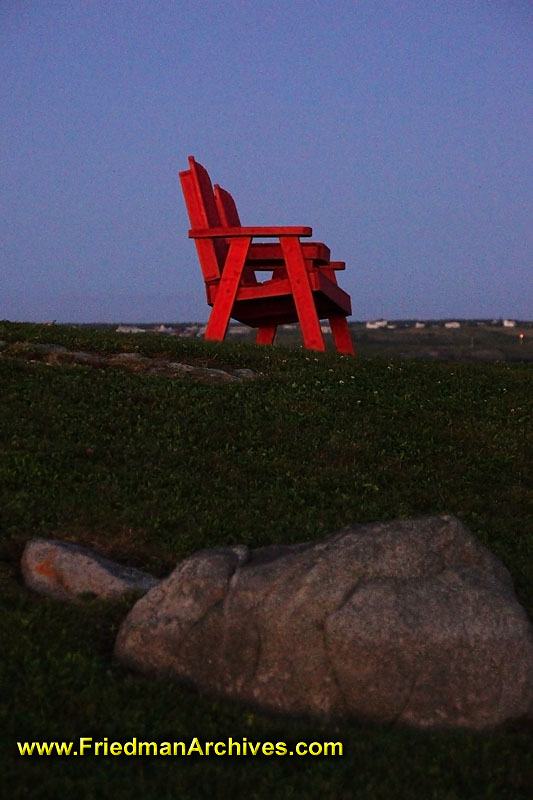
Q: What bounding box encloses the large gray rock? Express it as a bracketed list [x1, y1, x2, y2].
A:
[22, 538, 159, 601]
[114, 516, 533, 731]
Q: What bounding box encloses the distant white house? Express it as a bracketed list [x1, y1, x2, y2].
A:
[414, 322, 426, 329]
[153, 324, 175, 334]
[178, 325, 200, 338]
[227, 325, 250, 335]
[503, 319, 517, 328]
[444, 321, 461, 329]
[116, 325, 145, 334]
[366, 319, 388, 329]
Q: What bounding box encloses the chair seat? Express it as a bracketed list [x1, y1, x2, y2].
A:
[206, 270, 351, 327]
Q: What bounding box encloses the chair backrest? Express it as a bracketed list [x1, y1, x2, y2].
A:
[214, 184, 242, 226]
[179, 156, 227, 282]
[214, 184, 259, 286]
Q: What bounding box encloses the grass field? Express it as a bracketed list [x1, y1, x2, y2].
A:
[344, 322, 533, 362]
[224, 320, 533, 363]
[1, 321, 532, 799]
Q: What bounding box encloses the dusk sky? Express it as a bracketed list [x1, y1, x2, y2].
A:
[2, 0, 531, 323]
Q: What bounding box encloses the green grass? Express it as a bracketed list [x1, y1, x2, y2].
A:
[1, 321, 532, 799]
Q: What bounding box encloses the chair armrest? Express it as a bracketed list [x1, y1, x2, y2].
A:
[189, 226, 313, 239]
[321, 261, 346, 270]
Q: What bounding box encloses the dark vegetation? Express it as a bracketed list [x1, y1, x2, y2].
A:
[80, 319, 533, 363]
[224, 320, 533, 363]
[345, 322, 533, 363]
[1, 321, 532, 799]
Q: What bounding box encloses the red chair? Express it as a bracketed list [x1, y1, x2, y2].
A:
[179, 156, 355, 354]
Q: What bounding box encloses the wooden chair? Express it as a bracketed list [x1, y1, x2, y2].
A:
[179, 156, 355, 354]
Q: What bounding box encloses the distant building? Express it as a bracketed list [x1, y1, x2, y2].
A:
[366, 319, 388, 329]
[320, 323, 331, 333]
[444, 321, 461, 329]
[503, 319, 516, 328]
[227, 325, 250, 335]
[116, 325, 145, 334]
[178, 325, 199, 338]
[414, 322, 426, 329]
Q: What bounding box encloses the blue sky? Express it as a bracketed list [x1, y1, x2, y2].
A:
[1, 0, 531, 323]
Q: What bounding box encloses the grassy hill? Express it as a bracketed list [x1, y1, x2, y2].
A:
[1, 321, 532, 799]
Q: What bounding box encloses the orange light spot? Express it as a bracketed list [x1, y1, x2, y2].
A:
[34, 555, 57, 577]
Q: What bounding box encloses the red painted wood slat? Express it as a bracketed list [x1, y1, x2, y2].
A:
[279, 236, 325, 352]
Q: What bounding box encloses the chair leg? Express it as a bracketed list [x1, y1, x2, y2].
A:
[329, 315, 355, 355]
[256, 325, 277, 345]
[279, 237, 325, 352]
[205, 238, 251, 342]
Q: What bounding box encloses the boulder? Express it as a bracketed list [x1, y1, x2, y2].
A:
[233, 368, 257, 380]
[114, 516, 533, 731]
[168, 363, 239, 381]
[22, 538, 159, 601]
